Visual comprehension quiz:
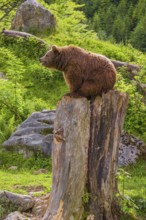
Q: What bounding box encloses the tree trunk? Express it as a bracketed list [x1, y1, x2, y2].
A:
[86, 91, 128, 220]
[43, 96, 91, 220]
[111, 60, 140, 73]
[43, 90, 129, 220]
[1, 28, 45, 44]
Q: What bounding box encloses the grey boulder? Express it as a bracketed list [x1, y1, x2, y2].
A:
[2, 110, 55, 157]
[4, 211, 31, 220]
[0, 191, 34, 215]
[11, 0, 56, 33]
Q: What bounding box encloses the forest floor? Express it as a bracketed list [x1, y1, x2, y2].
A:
[0, 150, 52, 196]
[0, 149, 146, 220]
[118, 158, 146, 220]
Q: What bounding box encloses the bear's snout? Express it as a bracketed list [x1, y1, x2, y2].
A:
[39, 57, 43, 62]
[39, 57, 47, 66]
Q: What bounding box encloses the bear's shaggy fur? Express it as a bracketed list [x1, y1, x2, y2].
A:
[40, 45, 116, 98]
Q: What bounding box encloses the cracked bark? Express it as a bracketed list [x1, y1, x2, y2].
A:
[43, 90, 128, 220]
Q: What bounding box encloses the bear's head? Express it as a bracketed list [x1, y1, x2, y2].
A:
[40, 45, 61, 69]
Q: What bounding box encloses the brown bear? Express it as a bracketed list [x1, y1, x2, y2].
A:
[40, 45, 116, 98]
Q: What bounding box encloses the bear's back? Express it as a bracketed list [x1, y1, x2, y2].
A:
[62, 46, 116, 77]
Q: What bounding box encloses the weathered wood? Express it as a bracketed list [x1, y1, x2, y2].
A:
[43, 97, 91, 220]
[87, 91, 129, 220]
[111, 60, 140, 73]
[1, 28, 45, 44]
[43, 91, 128, 220]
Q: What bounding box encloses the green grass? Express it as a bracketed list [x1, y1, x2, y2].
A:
[0, 170, 52, 195]
[0, 150, 52, 196]
[118, 158, 146, 220]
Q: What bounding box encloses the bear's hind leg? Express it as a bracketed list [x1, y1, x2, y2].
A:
[77, 80, 102, 98]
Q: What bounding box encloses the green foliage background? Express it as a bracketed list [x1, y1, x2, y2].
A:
[73, 0, 146, 52]
[0, 0, 146, 143]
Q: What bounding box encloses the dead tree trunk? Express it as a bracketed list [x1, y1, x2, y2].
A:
[43, 97, 90, 220]
[87, 91, 128, 220]
[111, 60, 140, 73]
[1, 28, 45, 44]
[43, 90, 129, 220]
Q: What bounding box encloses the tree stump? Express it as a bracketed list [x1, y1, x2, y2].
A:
[43, 90, 129, 220]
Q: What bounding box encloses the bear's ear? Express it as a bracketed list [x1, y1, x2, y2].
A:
[52, 45, 60, 54]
